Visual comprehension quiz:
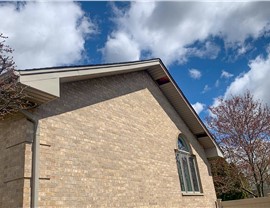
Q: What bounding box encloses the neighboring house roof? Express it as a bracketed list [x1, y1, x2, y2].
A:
[16, 58, 223, 158]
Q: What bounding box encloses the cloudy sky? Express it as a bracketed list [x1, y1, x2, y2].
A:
[1, 1, 270, 119]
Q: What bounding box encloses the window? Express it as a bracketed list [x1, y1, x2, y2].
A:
[175, 135, 202, 194]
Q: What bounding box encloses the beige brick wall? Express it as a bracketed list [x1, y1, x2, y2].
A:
[0, 116, 33, 208]
[32, 71, 217, 208]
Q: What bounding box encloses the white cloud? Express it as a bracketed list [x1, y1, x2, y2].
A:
[266, 43, 270, 53]
[202, 84, 210, 93]
[237, 43, 252, 56]
[186, 41, 220, 60]
[221, 70, 234, 79]
[192, 102, 205, 115]
[224, 52, 270, 105]
[215, 79, 220, 87]
[208, 97, 222, 117]
[103, 2, 270, 65]
[189, 68, 202, 79]
[0, 2, 96, 69]
[210, 51, 270, 115]
[102, 32, 140, 63]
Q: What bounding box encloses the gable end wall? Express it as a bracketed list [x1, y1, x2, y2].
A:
[32, 71, 216, 207]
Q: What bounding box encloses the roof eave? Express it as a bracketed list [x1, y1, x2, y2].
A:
[156, 61, 223, 158]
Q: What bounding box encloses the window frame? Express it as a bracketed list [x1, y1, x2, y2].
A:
[175, 135, 203, 195]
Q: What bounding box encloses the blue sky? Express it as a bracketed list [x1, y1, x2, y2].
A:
[1, 1, 270, 120]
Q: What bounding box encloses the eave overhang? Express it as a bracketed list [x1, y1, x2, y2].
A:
[16, 59, 223, 158]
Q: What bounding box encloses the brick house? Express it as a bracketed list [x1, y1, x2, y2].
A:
[0, 59, 223, 207]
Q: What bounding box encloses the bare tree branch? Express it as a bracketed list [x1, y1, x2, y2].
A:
[207, 91, 270, 197]
[0, 33, 37, 119]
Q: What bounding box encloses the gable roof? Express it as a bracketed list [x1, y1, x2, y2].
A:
[16, 58, 223, 158]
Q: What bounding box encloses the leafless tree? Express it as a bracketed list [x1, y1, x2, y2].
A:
[0, 34, 35, 119]
[207, 91, 270, 197]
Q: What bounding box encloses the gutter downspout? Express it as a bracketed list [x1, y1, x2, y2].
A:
[20, 110, 40, 208]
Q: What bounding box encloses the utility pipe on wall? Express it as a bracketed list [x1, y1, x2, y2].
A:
[20, 110, 40, 208]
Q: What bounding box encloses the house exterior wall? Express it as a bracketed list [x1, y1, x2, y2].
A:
[32, 71, 217, 208]
[2, 71, 216, 207]
[0, 116, 33, 208]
